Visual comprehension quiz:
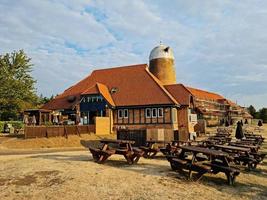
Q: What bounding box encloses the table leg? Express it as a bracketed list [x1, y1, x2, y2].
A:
[188, 153, 196, 180]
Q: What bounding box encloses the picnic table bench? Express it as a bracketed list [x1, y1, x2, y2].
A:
[211, 145, 259, 170]
[167, 146, 240, 185]
[241, 138, 262, 145]
[244, 134, 265, 145]
[160, 140, 205, 156]
[89, 139, 144, 164]
[140, 140, 166, 158]
[229, 143, 266, 163]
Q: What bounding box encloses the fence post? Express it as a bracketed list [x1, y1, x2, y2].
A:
[24, 126, 27, 139]
[76, 125, 81, 137]
[64, 126, 68, 139]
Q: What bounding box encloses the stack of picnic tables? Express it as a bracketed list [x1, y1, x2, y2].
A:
[89, 139, 144, 164]
[165, 130, 266, 185]
[166, 146, 240, 185]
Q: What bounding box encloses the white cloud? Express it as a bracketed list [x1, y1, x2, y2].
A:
[0, 0, 266, 109]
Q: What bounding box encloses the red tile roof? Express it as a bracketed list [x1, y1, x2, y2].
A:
[186, 86, 225, 101]
[82, 83, 115, 107]
[164, 84, 192, 106]
[42, 64, 178, 110]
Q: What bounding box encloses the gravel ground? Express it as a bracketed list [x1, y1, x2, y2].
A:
[0, 125, 266, 200]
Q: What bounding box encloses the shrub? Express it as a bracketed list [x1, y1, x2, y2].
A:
[0, 121, 24, 133]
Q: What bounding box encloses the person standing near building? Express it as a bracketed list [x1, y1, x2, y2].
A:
[235, 121, 244, 139]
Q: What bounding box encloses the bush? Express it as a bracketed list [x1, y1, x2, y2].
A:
[0, 121, 24, 133]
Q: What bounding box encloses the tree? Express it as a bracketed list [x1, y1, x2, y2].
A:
[258, 108, 267, 123]
[0, 50, 39, 120]
[247, 105, 256, 118]
[38, 94, 54, 105]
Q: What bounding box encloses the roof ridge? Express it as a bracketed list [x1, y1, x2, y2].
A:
[166, 83, 193, 95]
[186, 85, 223, 97]
[145, 68, 179, 106]
[92, 63, 147, 73]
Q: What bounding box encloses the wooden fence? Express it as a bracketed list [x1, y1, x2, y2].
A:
[24, 125, 95, 139]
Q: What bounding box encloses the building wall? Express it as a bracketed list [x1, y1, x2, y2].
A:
[95, 117, 110, 135]
[177, 107, 189, 141]
[194, 98, 227, 126]
[113, 106, 176, 131]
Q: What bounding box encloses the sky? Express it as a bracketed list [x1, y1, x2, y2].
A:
[0, 0, 267, 109]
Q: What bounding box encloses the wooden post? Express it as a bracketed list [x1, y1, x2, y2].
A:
[76, 125, 81, 137]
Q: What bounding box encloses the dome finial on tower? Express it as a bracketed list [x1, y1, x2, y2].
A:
[148, 44, 176, 85]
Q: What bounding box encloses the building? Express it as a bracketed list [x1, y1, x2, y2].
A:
[42, 44, 251, 140]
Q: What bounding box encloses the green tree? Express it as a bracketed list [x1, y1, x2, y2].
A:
[0, 50, 38, 120]
[39, 94, 54, 105]
[247, 105, 257, 118]
[258, 108, 267, 123]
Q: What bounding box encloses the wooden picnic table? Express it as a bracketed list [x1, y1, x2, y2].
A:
[241, 138, 262, 145]
[89, 139, 143, 164]
[211, 144, 260, 170]
[229, 143, 259, 152]
[229, 143, 266, 163]
[140, 140, 165, 158]
[160, 140, 206, 156]
[167, 146, 240, 185]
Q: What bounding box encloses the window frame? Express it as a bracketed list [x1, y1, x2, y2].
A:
[145, 108, 151, 118]
[124, 109, 128, 118]
[118, 109, 123, 119]
[152, 108, 157, 118]
[158, 108, 163, 118]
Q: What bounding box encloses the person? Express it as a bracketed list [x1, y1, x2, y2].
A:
[225, 120, 229, 127]
[235, 121, 244, 139]
[32, 115, 37, 126]
[258, 120, 263, 127]
[240, 120, 243, 126]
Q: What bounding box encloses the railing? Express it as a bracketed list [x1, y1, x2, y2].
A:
[24, 125, 95, 139]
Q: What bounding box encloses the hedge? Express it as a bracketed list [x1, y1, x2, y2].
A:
[0, 121, 24, 133]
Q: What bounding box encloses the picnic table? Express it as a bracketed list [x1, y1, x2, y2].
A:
[167, 146, 240, 185]
[160, 140, 205, 156]
[244, 134, 265, 145]
[229, 143, 266, 163]
[140, 140, 166, 158]
[89, 139, 144, 164]
[211, 145, 258, 170]
[241, 138, 261, 145]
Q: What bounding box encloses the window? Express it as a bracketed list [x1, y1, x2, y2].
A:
[118, 109, 128, 119]
[158, 108, 163, 118]
[152, 108, 157, 118]
[146, 108, 151, 118]
[118, 109, 123, 119]
[124, 109, 128, 118]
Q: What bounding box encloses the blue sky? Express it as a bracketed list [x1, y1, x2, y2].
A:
[0, 0, 267, 109]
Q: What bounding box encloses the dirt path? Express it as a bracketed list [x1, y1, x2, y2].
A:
[0, 125, 266, 200]
[0, 150, 266, 200]
[0, 147, 86, 156]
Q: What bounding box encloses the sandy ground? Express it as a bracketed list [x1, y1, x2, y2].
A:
[0, 125, 266, 200]
[0, 134, 116, 150]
